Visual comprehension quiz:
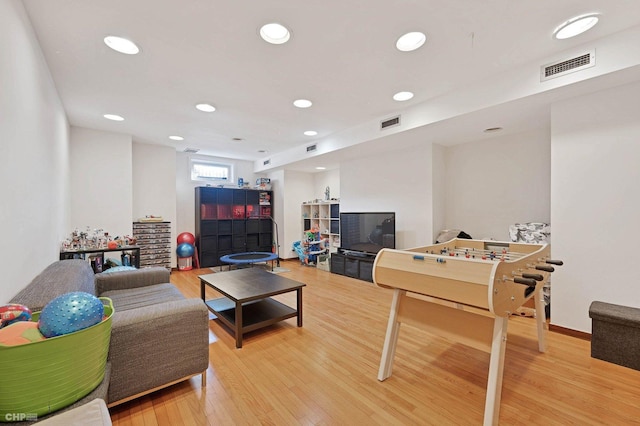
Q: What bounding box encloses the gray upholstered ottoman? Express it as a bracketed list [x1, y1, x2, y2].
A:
[589, 301, 640, 371]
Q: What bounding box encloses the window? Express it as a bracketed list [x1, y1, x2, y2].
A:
[190, 159, 232, 182]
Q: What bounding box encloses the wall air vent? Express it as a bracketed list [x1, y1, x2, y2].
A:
[306, 144, 317, 153]
[381, 115, 401, 130]
[263, 159, 271, 166]
[183, 148, 199, 153]
[541, 50, 595, 81]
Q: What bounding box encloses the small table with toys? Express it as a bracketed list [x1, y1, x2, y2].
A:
[60, 245, 141, 271]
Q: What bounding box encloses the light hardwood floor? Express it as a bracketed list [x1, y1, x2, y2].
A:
[110, 260, 640, 425]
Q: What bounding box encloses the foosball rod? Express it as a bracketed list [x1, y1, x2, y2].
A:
[511, 272, 545, 281]
[429, 246, 529, 256]
[427, 248, 528, 261]
[528, 259, 564, 273]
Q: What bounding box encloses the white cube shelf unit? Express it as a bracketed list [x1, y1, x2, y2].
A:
[301, 200, 340, 252]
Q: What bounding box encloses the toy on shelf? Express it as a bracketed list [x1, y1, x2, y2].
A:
[139, 215, 164, 223]
[61, 226, 137, 252]
[293, 227, 328, 265]
[292, 241, 306, 264]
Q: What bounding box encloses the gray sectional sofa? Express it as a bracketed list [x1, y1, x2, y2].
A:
[8, 259, 209, 417]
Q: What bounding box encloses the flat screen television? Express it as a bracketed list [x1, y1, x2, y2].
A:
[340, 212, 395, 255]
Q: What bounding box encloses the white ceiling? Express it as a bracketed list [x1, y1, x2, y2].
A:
[22, 0, 640, 171]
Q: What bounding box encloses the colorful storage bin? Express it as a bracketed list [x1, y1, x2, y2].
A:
[0, 297, 113, 421]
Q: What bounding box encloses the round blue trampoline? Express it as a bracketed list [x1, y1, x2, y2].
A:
[219, 252, 278, 271]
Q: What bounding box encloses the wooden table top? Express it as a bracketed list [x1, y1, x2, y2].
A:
[199, 268, 305, 303]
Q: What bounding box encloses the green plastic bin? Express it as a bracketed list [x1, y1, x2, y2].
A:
[0, 297, 113, 421]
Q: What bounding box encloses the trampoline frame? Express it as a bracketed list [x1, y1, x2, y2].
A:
[219, 252, 278, 271]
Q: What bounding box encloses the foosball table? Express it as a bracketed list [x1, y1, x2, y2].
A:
[373, 238, 562, 426]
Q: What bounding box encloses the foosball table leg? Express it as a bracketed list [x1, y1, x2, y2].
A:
[484, 316, 508, 426]
[378, 288, 404, 381]
[534, 285, 547, 353]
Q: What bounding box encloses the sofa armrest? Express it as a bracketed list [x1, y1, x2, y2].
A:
[95, 267, 170, 294]
[106, 298, 209, 404]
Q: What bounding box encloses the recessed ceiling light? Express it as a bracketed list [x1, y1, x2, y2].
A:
[195, 103, 216, 112]
[396, 32, 426, 52]
[103, 36, 140, 55]
[554, 14, 599, 40]
[304, 130, 318, 136]
[259, 23, 291, 45]
[315, 167, 326, 170]
[169, 135, 184, 141]
[103, 114, 124, 121]
[294, 99, 312, 108]
[393, 91, 414, 101]
[483, 127, 503, 133]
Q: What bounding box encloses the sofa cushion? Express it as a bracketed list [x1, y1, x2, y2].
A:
[95, 267, 170, 295]
[101, 283, 185, 312]
[10, 260, 95, 311]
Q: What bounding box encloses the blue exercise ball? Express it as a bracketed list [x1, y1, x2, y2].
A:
[176, 242, 195, 258]
[38, 292, 104, 338]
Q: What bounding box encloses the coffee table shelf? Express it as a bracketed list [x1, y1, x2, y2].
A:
[205, 297, 298, 333]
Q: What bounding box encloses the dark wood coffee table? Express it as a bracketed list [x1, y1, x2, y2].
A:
[199, 268, 305, 348]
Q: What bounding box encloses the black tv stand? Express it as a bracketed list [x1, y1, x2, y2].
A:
[330, 251, 375, 282]
[339, 249, 370, 258]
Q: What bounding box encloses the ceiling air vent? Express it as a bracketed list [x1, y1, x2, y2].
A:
[263, 159, 271, 166]
[540, 50, 595, 81]
[183, 147, 199, 153]
[306, 144, 317, 153]
[381, 115, 401, 130]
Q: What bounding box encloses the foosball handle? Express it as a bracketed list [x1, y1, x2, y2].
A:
[546, 259, 564, 265]
[522, 273, 544, 281]
[514, 277, 537, 287]
[535, 265, 555, 273]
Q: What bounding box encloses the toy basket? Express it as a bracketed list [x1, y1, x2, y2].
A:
[0, 297, 113, 421]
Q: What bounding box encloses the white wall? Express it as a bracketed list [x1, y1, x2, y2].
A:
[275, 170, 314, 259]
[133, 142, 177, 266]
[69, 127, 133, 238]
[551, 81, 640, 333]
[444, 129, 551, 241]
[175, 153, 198, 240]
[431, 143, 446, 241]
[340, 144, 434, 249]
[313, 169, 340, 201]
[0, 1, 70, 303]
